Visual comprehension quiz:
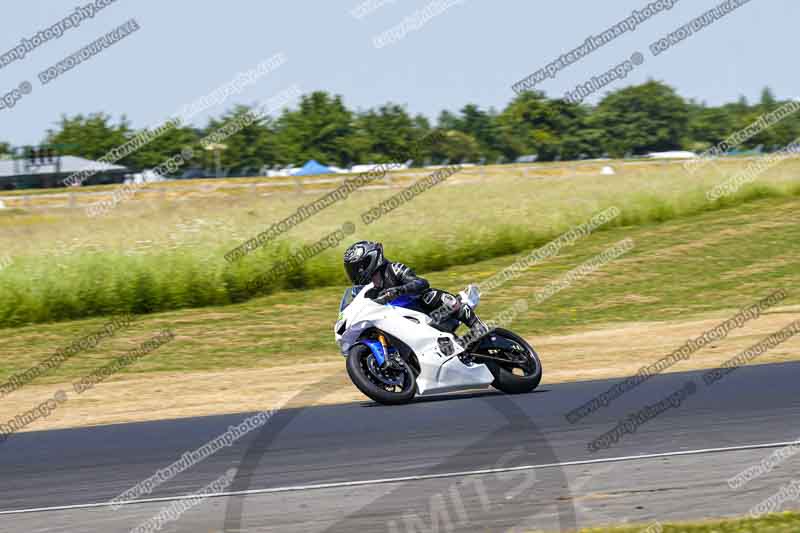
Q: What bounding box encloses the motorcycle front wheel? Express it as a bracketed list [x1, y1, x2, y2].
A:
[346, 344, 417, 405]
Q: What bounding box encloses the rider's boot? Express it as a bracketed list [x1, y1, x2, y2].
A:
[454, 304, 489, 351]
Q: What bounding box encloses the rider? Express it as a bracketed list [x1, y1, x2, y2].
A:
[343, 240, 487, 346]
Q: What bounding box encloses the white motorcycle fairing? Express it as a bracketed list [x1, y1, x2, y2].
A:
[335, 284, 494, 396]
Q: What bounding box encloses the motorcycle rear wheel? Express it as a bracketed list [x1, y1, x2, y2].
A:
[477, 328, 542, 394]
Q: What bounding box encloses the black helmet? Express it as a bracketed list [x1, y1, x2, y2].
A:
[344, 241, 385, 285]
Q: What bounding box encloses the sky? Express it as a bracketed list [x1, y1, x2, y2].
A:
[0, 0, 796, 146]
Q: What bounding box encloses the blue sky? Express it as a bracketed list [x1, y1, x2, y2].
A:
[0, 0, 796, 145]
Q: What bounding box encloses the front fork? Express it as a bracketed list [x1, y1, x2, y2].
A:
[361, 333, 402, 369]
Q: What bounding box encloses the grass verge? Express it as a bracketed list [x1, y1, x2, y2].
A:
[0, 158, 798, 328]
[580, 512, 800, 532]
[1, 194, 798, 384]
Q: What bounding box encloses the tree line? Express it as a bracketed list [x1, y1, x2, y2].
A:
[2, 81, 797, 176]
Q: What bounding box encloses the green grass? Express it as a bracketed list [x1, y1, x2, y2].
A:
[1, 194, 798, 385]
[582, 512, 800, 532]
[0, 158, 798, 329]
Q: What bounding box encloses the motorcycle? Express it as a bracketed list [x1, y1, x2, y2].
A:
[335, 283, 542, 405]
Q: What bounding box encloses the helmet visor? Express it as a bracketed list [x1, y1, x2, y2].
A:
[345, 256, 373, 285]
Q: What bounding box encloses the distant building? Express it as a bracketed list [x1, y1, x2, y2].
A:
[0, 156, 128, 190]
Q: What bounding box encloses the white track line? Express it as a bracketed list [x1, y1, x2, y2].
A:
[1, 440, 796, 516]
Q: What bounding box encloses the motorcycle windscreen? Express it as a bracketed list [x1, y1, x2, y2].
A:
[340, 285, 365, 311]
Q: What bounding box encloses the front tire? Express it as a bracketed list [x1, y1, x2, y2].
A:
[346, 344, 417, 405]
[478, 328, 542, 394]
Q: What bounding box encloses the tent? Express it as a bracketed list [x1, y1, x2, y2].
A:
[293, 160, 333, 176]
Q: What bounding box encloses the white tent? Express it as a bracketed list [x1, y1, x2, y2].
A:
[645, 151, 698, 159]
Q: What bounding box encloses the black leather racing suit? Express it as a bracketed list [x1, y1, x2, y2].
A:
[371, 261, 479, 329]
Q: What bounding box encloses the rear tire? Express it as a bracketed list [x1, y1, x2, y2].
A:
[481, 329, 542, 394]
[346, 344, 417, 405]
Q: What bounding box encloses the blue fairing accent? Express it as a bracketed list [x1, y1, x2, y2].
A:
[389, 294, 420, 310]
[361, 339, 386, 366]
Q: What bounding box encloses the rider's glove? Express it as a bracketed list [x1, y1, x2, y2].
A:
[374, 288, 402, 304]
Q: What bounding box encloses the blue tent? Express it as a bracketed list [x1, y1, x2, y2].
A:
[293, 160, 332, 176]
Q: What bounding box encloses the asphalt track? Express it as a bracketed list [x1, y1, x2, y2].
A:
[1, 361, 799, 532]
